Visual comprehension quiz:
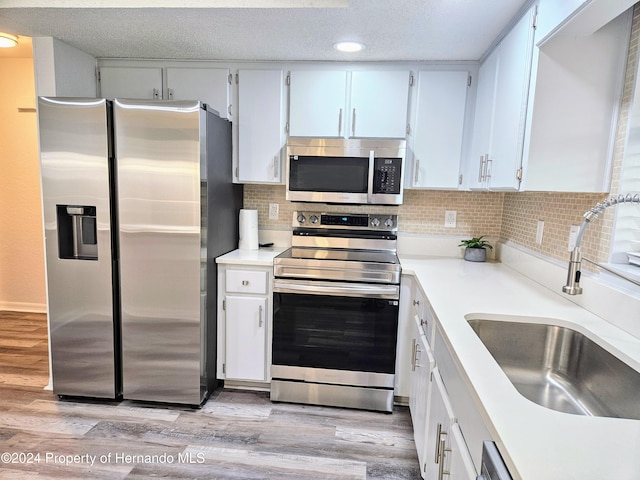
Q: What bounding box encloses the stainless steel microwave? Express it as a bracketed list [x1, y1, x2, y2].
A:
[285, 138, 406, 205]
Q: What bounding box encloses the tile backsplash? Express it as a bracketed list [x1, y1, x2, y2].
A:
[244, 186, 504, 236]
[243, 185, 609, 264]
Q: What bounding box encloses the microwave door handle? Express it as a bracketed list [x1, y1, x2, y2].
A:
[368, 150, 375, 201]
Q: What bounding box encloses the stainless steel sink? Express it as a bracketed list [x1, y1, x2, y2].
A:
[468, 319, 640, 420]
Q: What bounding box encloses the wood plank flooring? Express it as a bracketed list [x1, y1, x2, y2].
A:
[0, 311, 420, 479]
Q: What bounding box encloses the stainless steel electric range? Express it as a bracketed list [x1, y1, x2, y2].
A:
[271, 211, 401, 412]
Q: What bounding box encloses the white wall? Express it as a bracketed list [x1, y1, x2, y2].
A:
[33, 37, 96, 97]
[0, 57, 47, 312]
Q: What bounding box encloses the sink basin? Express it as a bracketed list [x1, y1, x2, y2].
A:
[468, 318, 640, 420]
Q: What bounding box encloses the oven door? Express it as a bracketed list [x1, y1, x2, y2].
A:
[272, 279, 399, 388]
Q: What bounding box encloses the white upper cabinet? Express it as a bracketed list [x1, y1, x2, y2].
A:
[166, 67, 231, 119]
[236, 69, 286, 184]
[521, 5, 631, 192]
[289, 70, 348, 137]
[288, 69, 410, 138]
[349, 70, 411, 138]
[466, 6, 536, 191]
[99, 66, 163, 100]
[99, 65, 231, 119]
[407, 70, 470, 189]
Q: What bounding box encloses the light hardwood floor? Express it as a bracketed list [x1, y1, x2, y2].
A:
[0, 311, 421, 479]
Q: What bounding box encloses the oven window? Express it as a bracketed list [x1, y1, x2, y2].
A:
[272, 292, 398, 374]
[288, 156, 369, 193]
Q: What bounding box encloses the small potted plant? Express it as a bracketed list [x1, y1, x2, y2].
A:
[459, 236, 493, 262]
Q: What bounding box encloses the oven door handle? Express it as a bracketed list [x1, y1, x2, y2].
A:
[273, 279, 399, 299]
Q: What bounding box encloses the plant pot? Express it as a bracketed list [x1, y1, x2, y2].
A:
[463, 247, 487, 262]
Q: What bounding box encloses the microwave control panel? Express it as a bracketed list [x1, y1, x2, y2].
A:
[373, 157, 402, 194]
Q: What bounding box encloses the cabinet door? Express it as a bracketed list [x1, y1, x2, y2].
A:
[99, 66, 163, 100]
[424, 369, 455, 480]
[289, 70, 347, 137]
[225, 295, 268, 381]
[350, 70, 410, 138]
[410, 318, 436, 477]
[488, 6, 536, 190]
[409, 70, 469, 189]
[166, 67, 231, 119]
[237, 69, 286, 183]
[467, 49, 498, 190]
[395, 276, 415, 399]
[447, 423, 478, 480]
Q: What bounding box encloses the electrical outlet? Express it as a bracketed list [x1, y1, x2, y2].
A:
[269, 203, 279, 220]
[536, 220, 544, 245]
[444, 210, 457, 228]
[568, 225, 580, 251]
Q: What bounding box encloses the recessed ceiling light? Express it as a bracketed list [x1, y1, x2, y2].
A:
[333, 41, 365, 53]
[0, 33, 18, 48]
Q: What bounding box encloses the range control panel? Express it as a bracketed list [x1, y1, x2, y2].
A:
[292, 211, 398, 231]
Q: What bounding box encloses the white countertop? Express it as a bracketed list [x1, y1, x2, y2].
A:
[399, 255, 640, 480]
[216, 247, 287, 266]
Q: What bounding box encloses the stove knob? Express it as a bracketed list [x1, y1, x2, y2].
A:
[310, 215, 319, 224]
[371, 217, 381, 228]
[384, 218, 394, 228]
[297, 214, 306, 224]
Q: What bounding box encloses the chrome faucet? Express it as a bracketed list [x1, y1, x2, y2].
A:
[563, 193, 640, 295]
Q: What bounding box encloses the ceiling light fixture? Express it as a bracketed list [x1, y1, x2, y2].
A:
[0, 33, 18, 48]
[333, 41, 365, 53]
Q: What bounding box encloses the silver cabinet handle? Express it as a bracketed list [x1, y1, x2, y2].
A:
[438, 439, 451, 480]
[352, 108, 356, 137]
[258, 305, 263, 327]
[435, 423, 448, 463]
[338, 108, 343, 136]
[242, 280, 249, 286]
[485, 156, 493, 182]
[414, 159, 420, 185]
[168, 88, 174, 99]
[410, 339, 417, 371]
[273, 155, 280, 180]
[414, 343, 421, 370]
[478, 155, 485, 182]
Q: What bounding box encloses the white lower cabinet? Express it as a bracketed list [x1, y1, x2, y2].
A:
[217, 265, 273, 385]
[406, 274, 484, 479]
[224, 295, 268, 381]
[409, 315, 435, 475]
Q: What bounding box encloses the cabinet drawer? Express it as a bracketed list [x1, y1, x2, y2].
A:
[226, 269, 268, 294]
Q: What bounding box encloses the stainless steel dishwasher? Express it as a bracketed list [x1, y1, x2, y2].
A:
[477, 441, 513, 480]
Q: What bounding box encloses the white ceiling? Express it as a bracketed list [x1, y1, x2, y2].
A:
[0, 0, 531, 62]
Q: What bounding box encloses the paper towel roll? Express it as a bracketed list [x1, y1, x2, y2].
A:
[238, 209, 259, 250]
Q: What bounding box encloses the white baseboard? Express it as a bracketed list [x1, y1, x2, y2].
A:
[0, 301, 46, 313]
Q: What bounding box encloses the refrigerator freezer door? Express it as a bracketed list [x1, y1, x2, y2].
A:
[38, 97, 119, 398]
[114, 99, 204, 405]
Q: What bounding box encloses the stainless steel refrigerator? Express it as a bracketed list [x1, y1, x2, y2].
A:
[38, 97, 242, 405]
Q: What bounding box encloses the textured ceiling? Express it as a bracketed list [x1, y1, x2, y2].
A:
[0, 0, 531, 62]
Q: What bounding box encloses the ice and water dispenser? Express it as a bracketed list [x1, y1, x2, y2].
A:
[56, 205, 98, 260]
